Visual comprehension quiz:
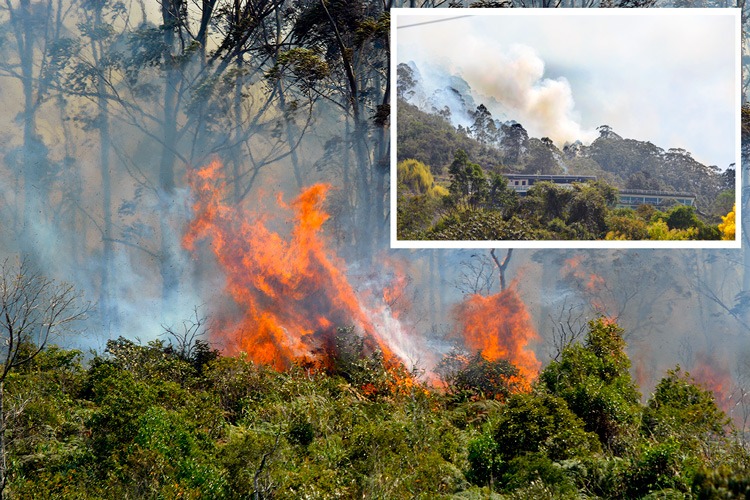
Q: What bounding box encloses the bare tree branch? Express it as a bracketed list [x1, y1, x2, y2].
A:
[490, 248, 513, 292]
[0, 256, 88, 495]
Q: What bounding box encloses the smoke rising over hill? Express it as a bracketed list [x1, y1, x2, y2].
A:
[404, 42, 598, 146]
[397, 11, 737, 169]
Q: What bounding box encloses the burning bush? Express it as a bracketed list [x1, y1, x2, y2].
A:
[453, 286, 541, 392]
[183, 160, 401, 369]
[437, 349, 522, 401]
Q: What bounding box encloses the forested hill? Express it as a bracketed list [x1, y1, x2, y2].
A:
[397, 68, 734, 217]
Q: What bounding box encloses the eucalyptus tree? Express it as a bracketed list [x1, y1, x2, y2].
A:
[0, 0, 75, 255]
[270, 0, 391, 258]
[60, 0, 298, 308]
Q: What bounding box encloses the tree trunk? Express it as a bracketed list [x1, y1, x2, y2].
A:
[159, 0, 181, 307]
[353, 116, 372, 258]
[373, 69, 389, 248]
[0, 379, 7, 498]
[18, 0, 46, 253]
[275, 9, 304, 190]
[94, 6, 117, 331]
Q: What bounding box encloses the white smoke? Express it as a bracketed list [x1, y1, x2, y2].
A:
[412, 40, 598, 146]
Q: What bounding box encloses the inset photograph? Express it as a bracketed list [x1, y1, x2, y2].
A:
[391, 9, 740, 248]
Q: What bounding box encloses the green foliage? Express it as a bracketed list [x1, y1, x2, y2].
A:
[486, 173, 519, 213]
[518, 181, 618, 239]
[202, 355, 283, 423]
[606, 208, 649, 240]
[7, 327, 750, 498]
[587, 133, 723, 211]
[643, 367, 730, 463]
[491, 393, 601, 463]
[126, 406, 227, 497]
[467, 433, 502, 486]
[397, 190, 445, 239]
[692, 465, 750, 498]
[265, 48, 330, 93]
[398, 100, 726, 241]
[5, 346, 91, 497]
[501, 453, 578, 497]
[625, 439, 692, 497]
[540, 318, 641, 451]
[645, 204, 721, 240]
[426, 207, 536, 241]
[467, 392, 598, 491]
[666, 205, 700, 230]
[567, 456, 630, 498]
[397, 99, 505, 172]
[398, 158, 448, 197]
[396, 159, 449, 239]
[647, 219, 697, 240]
[714, 189, 735, 219]
[449, 149, 489, 207]
[521, 138, 563, 175]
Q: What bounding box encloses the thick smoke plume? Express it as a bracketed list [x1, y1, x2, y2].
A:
[411, 41, 598, 146]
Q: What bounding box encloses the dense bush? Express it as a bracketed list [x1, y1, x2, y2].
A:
[3, 319, 749, 498]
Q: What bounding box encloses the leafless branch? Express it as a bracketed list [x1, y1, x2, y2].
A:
[161, 305, 209, 361]
[548, 300, 587, 361]
[490, 248, 513, 292]
[0, 257, 89, 379]
[454, 253, 496, 296]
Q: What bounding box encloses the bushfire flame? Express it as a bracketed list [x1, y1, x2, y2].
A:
[691, 352, 732, 413]
[184, 160, 541, 392]
[183, 160, 397, 368]
[563, 255, 608, 314]
[453, 284, 541, 391]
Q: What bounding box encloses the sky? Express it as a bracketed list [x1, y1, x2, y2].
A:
[395, 10, 738, 170]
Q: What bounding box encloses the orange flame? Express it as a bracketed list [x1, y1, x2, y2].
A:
[563, 255, 608, 314]
[381, 257, 411, 320]
[183, 160, 395, 368]
[453, 284, 541, 391]
[691, 352, 732, 412]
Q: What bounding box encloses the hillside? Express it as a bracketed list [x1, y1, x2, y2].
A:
[397, 96, 733, 220]
[397, 93, 735, 240]
[396, 61, 734, 220]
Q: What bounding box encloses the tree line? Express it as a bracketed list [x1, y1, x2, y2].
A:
[397, 152, 731, 240]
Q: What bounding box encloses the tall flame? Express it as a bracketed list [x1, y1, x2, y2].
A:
[454, 285, 541, 391]
[183, 160, 395, 368]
